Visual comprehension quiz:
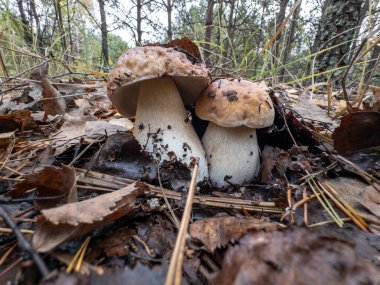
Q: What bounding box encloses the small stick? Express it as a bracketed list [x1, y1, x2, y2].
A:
[158, 167, 180, 228]
[0, 242, 17, 265]
[0, 206, 49, 277]
[303, 187, 308, 226]
[0, 228, 34, 235]
[165, 162, 199, 285]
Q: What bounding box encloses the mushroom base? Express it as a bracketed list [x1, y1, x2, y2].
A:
[202, 123, 260, 187]
[133, 77, 208, 184]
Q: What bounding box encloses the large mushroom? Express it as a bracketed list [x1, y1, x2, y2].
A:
[107, 46, 210, 183]
[195, 78, 275, 187]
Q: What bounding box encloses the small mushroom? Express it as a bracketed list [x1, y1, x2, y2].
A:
[195, 78, 274, 187]
[107, 46, 210, 183]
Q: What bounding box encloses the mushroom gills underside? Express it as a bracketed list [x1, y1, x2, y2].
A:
[133, 77, 208, 183]
[202, 122, 260, 187]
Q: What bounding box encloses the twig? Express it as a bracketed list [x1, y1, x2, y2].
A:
[68, 135, 104, 167]
[157, 167, 180, 228]
[0, 205, 49, 277]
[0, 227, 34, 234]
[165, 162, 199, 285]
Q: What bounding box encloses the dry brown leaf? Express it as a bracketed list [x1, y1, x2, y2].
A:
[356, 183, 380, 218]
[324, 177, 380, 231]
[190, 216, 277, 252]
[212, 228, 380, 285]
[0, 109, 39, 132]
[41, 78, 66, 121]
[33, 182, 146, 252]
[332, 111, 380, 153]
[12, 165, 77, 209]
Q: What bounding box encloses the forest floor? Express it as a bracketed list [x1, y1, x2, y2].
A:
[0, 61, 380, 284]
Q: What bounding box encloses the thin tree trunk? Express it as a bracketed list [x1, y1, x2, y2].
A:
[29, 0, 44, 54]
[203, 0, 214, 63]
[66, 0, 74, 55]
[223, 0, 236, 57]
[167, 0, 173, 40]
[54, 0, 68, 59]
[17, 0, 33, 46]
[137, 0, 142, 45]
[216, 0, 222, 47]
[98, 0, 109, 69]
[279, 0, 301, 81]
[274, 0, 289, 60]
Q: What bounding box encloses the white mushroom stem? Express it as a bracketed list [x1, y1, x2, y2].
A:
[133, 77, 208, 183]
[202, 122, 260, 187]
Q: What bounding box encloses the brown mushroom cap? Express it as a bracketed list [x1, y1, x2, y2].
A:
[195, 78, 275, 128]
[107, 46, 210, 117]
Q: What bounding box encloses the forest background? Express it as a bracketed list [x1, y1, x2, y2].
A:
[0, 0, 379, 88]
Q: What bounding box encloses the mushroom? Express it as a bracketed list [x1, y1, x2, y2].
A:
[107, 46, 210, 183]
[195, 78, 275, 187]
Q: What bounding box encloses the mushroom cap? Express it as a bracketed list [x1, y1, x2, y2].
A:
[195, 78, 275, 128]
[107, 46, 210, 117]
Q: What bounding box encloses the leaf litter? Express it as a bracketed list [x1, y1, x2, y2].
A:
[0, 42, 380, 285]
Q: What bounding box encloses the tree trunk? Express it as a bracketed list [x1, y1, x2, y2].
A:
[216, 0, 222, 47]
[17, 0, 33, 46]
[203, 0, 214, 63]
[312, 0, 364, 82]
[137, 0, 142, 45]
[66, 0, 74, 55]
[98, 0, 109, 69]
[279, 0, 301, 81]
[167, 0, 173, 40]
[223, 0, 236, 57]
[274, 0, 289, 60]
[54, 0, 68, 59]
[29, 0, 45, 54]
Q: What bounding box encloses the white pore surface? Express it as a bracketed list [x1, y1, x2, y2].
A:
[202, 122, 260, 187]
[133, 77, 208, 184]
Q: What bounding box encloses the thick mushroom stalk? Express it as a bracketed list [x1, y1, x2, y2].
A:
[202, 123, 259, 187]
[134, 77, 208, 182]
[195, 78, 275, 188]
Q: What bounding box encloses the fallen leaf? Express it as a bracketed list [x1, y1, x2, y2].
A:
[0, 109, 39, 132]
[33, 182, 146, 252]
[41, 77, 66, 121]
[190, 216, 276, 252]
[12, 165, 77, 209]
[212, 228, 380, 285]
[357, 183, 380, 217]
[324, 177, 380, 228]
[332, 111, 380, 153]
[293, 94, 338, 127]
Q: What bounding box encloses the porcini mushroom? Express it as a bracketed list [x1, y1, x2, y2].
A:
[195, 78, 275, 187]
[107, 46, 210, 183]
